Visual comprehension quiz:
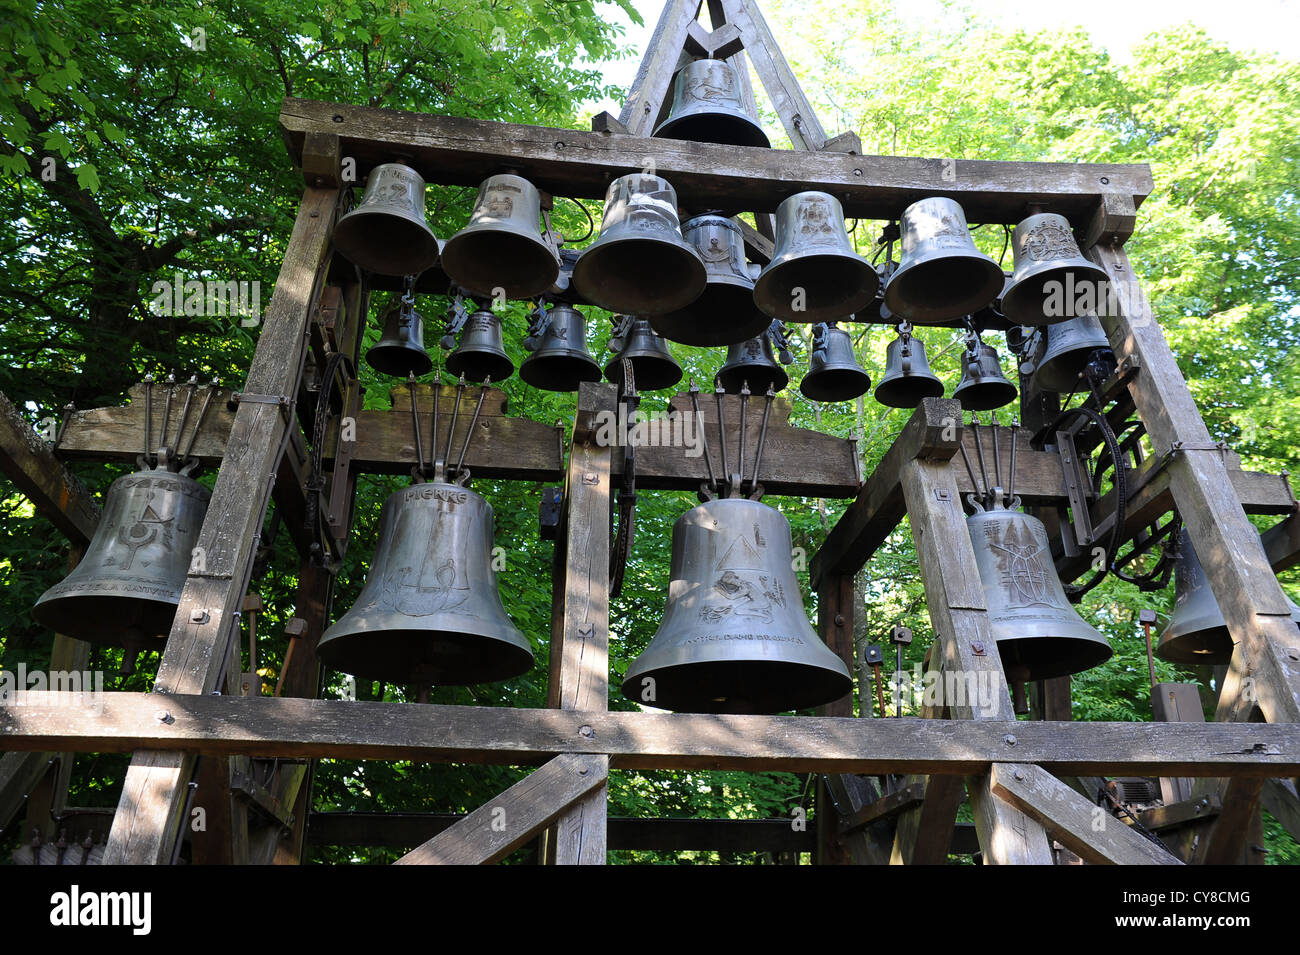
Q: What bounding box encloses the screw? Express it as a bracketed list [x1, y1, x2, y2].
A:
[155, 710, 174, 725]
[853, 168, 863, 177]
[834, 614, 845, 627]
[578, 766, 589, 776]
[1003, 734, 1017, 746]
[971, 641, 986, 655]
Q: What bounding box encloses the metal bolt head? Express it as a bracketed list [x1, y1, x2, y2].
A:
[1139, 609, 1157, 625]
[189, 608, 210, 624]
[155, 710, 174, 725]
[1013, 769, 1025, 781]
[578, 724, 594, 739]
[1286, 647, 1300, 662]
[971, 641, 986, 656]
[1003, 734, 1017, 746]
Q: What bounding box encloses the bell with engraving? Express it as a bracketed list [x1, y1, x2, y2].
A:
[651, 215, 771, 346]
[604, 317, 682, 392]
[573, 174, 706, 315]
[884, 197, 1004, 325]
[715, 328, 789, 395]
[33, 468, 211, 651]
[954, 339, 1017, 411]
[1000, 213, 1110, 326]
[318, 482, 533, 685]
[1031, 311, 1113, 393]
[622, 497, 853, 713]
[445, 308, 514, 383]
[440, 174, 560, 300]
[967, 500, 1112, 682]
[520, 304, 602, 392]
[800, 323, 870, 403]
[653, 58, 770, 148]
[366, 299, 434, 378]
[754, 192, 877, 323]
[332, 162, 441, 277]
[873, 326, 944, 408]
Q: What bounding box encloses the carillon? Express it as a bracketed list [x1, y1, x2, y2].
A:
[439, 174, 560, 300]
[332, 162, 441, 277]
[654, 58, 770, 148]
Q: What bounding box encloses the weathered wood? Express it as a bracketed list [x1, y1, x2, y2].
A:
[0, 751, 56, 839]
[300, 131, 341, 188]
[1262, 508, 1300, 572]
[0, 390, 100, 545]
[815, 573, 855, 864]
[821, 773, 894, 864]
[395, 754, 607, 865]
[839, 781, 926, 832]
[1261, 777, 1300, 843]
[618, 0, 699, 136]
[1134, 793, 1222, 832]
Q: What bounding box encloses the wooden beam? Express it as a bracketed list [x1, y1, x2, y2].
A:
[0, 390, 100, 545]
[1261, 778, 1300, 843]
[618, 0, 700, 136]
[1262, 508, 1300, 573]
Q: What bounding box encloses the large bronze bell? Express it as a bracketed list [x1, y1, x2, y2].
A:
[604, 317, 682, 392]
[332, 163, 441, 277]
[715, 325, 790, 394]
[317, 482, 533, 685]
[366, 298, 433, 378]
[653, 58, 770, 148]
[573, 174, 706, 315]
[1031, 311, 1113, 393]
[622, 497, 853, 713]
[1000, 213, 1110, 326]
[754, 192, 877, 323]
[873, 324, 944, 408]
[954, 337, 1017, 411]
[439, 174, 560, 300]
[884, 197, 1004, 325]
[650, 214, 770, 347]
[445, 308, 513, 383]
[800, 323, 870, 403]
[1157, 530, 1300, 665]
[519, 304, 602, 392]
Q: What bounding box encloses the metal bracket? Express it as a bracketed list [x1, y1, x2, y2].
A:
[229, 392, 294, 424]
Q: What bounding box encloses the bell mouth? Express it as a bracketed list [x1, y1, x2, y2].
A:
[1155, 627, 1233, 666]
[446, 352, 514, 384]
[334, 213, 441, 278]
[650, 282, 771, 347]
[715, 365, 789, 395]
[33, 594, 177, 648]
[621, 660, 852, 714]
[956, 382, 1017, 412]
[366, 346, 434, 379]
[573, 239, 707, 316]
[873, 375, 945, 409]
[884, 256, 1005, 325]
[440, 231, 559, 300]
[997, 636, 1113, 683]
[1001, 264, 1110, 327]
[317, 626, 535, 687]
[520, 354, 602, 393]
[653, 114, 771, 150]
[800, 367, 871, 403]
[753, 254, 878, 323]
[604, 357, 683, 392]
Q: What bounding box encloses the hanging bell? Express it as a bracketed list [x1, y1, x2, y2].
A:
[33, 468, 210, 650]
[519, 304, 602, 392]
[1000, 213, 1110, 326]
[603, 318, 683, 392]
[1032, 311, 1113, 393]
[622, 497, 853, 713]
[366, 299, 434, 378]
[1157, 530, 1300, 665]
[445, 308, 514, 383]
[573, 174, 706, 316]
[954, 338, 1017, 411]
[439, 174, 560, 300]
[800, 323, 870, 403]
[332, 163, 441, 277]
[715, 328, 789, 395]
[317, 482, 534, 685]
[884, 197, 1004, 325]
[873, 326, 944, 408]
[967, 499, 1113, 682]
[653, 58, 770, 148]
[650, 215, 771, 346]
[753, 192, 877, 323]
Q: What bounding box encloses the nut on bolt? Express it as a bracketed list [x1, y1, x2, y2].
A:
[190, 608, 210, 624]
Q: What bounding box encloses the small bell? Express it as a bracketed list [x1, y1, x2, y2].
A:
[519, 304, 602, 392]
[884, 197, 1004, 325]
[604, 317, 683, 392]
[1031, 312, 1113, 393]
[445, 308, 514, 383]
[366, 298, 433, 378]
[799, 323, 870, 403]
[715, 324, 790, 395]
[650, 214, 771, 347]
[332, 162, 441, 277]
[653, 58, 770, 148]
[440, 174, 560, 300]
[954, 335, 1017, 411]
[573, 174, 706, 316]
[1000, 213, 1110, 326]
[873, 324, 944, 408]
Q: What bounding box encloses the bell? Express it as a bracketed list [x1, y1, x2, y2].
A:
[649, 215, 771, 347]
[653, 58, 770, 148]
[317, 482, 534, 685]
[445, 308, 514, 383]
[715, 330, 789, 395]
[884, 197, 1004, 325]
[621, 497, 853, 713]
[800, 323, 870, 403]
[1032, 311, 1113, 393]
[603, 318, 682, 392]
[366, 299, 434, 378]
[519, 304, 602, 392]
[33, 468, 211, 650]
[1157, 530, 1300, 665]
[439, 174, 560, 300]
[753, 192, 877, 323]
[333, 163, 440, 277]
[573, 174, 706, 316]
[873, 326, 944, 408]
[954, 340, 1017, 411]
[1000, 213, 1111, 326]
[967, 500, 1113, 682]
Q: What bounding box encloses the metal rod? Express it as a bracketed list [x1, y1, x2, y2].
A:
[143, 375, 154, 464]
[179, 379, 219, 462]
[689, 380, 718, 495]
[736, 382, 749, 498]
[971, 415, 990, 505]
[430, 372, 441, 477]
[715, 384, 730, 495]
[991, 411, 1002, 499]
[749, 386, 775, 496]
[159, 372, 176, 455]
[1008, 417, 1019, 506]
[895, 643, 903, 718]
[442, 375, 465, 479]
[1143, 619, 1157, 692]
[172, 376, 198, 465]
[454, 377, 491, 482]
[408, 373, 425, 478]
[957, 441, 981, 501]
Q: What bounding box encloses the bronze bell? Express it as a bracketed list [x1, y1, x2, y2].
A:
[440, 174, 560, 300]
[954, 337, 1017, 411]
[573, 174, 706, 316]
[1157, 530, 1300, 665]
[884, 197, 1004, 325]
[753, 191, 877, 323]
[33, 467, 210, 651]
[366, 298, 433, 378]
[604, 317, 682, 392]
[445, 308, 513, 383]
[519, 304, 602, 392]
[622, 497, 853, 713]
[715, 325, 790, 395]
[1000, 213, 1110, 326]
[653, 58, 770, 148]
[800, 323, 870, 403]
[873, 324, 944, 408]
[317, 482, 534, 685]
[332, 162, 441, 277]
[650, 214, 771, 347]
[1032, 311, 1112, 393]
[967, 499, 1112, 682]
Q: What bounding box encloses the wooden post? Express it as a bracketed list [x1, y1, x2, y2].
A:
[816, 573, 855, 864]
[619, 0, 699, 136]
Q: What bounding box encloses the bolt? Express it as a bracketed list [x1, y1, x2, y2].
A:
[578, 724, 594, 739]
[1286, 647, 1300, 662]
[1003, 734, 1017, 746]
[971, 641, 986, 655]
[1013, 769, 1025, 781]
[853, 168, 863, 177]
[190, 609, 209, 624]
[331, 114, 344, 123]
[834, 614, 845, 627]
[1100, 176, 1110, 184]
[578, 766, 589, 776]
[155, 710, 174, 725]
[555, 141, 566, 149]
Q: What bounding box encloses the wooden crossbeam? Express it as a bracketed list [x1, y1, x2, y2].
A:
[0, 390, 100, 545]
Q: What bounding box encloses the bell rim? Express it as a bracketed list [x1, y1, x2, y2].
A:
[572, 236, 707, 316]
[1154, 626, 1234, 666]
[332, 210, 441, 278]
[519, 352, 603, 392]
[439, 228, 560, 300]
[955, 382, 1018, 411]
[1000, 261, 1111, 326]
[649, 282, 772, 347]
[799, 367, 871, 403]
[316, 625, 535, 686]
[603, 357, 684, 392]
[872, 375, 946, 408]
[366, 347, 434, 379]
[652, 111, 772, 150]
[752, 251, 879, 323]
[32, 593, 179, 647]
[883, 253, 1005, 324]
[619, 659, 853, 714]
[446, 352, 515, 384]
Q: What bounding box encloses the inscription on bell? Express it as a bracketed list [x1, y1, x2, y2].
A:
[1022, 220, 1076, 261]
